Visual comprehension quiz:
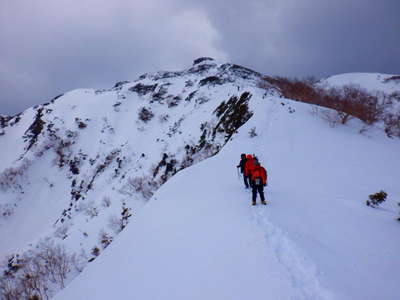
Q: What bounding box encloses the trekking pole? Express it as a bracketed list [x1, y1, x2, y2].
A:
[236, 167, 240, 180]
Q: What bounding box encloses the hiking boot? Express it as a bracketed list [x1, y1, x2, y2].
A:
[252, 201, 256, 206]
[261, 200, 267, 205]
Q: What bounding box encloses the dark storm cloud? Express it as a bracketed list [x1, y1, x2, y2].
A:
[0, 0, 226, 115]
[1, 0, 399, 115]
[191, 0, 400, 77]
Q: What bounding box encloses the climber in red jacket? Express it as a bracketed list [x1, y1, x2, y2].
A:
[250, 161, 267, 205]
[244, 154, 256, 187]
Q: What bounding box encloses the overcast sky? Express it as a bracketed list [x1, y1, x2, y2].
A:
[1, 0, 399, 115]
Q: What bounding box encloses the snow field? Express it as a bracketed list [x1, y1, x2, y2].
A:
[56, 94, 399, 300]
[1, 63, 399, 299]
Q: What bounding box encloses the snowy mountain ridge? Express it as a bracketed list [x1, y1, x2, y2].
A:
[0, 58, 260, 249]
[1, 58, 399, 300]
[0, 58, 271, 298]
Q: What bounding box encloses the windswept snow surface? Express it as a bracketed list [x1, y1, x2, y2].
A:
[55, 96, 400, 300]
[323, 72, 400, 94]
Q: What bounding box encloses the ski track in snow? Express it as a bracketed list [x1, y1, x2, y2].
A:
[249, 98, 333, 300]
[251, 206, 333, 300]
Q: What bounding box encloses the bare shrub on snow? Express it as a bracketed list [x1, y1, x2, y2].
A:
[33, 141, 54, 158]
[84, 200, 99, 218]
[384, 113, 400, 138]
[119, 176, 158, 200]
[159, 113, 170, 123]
[262, 77, 392, 132]
[138, 107, 154, 122]
[35, 241, 73, 288]
[0, 203, 14, 218]
[0, 159, 32, 192]
[88, 247, 101, 262]
[99, 230, 113, 249]
[366, 190, 387, 208]
[248, 127, 258, 138]
[167, 96, 181, 108]
[397, 203, 400, 222]
[0, 240, 83, 300]
[108, 203, 133, 234]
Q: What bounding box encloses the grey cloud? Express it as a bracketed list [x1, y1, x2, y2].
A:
[1, 0, 399, 115]
[0, 0, 226, 115]
[192, 0, 400, 77]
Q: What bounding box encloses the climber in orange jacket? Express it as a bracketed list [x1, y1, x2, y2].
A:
[250, 160, 267, 205]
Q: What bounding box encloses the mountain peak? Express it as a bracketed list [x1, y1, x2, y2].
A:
[193, 57, 215, 65]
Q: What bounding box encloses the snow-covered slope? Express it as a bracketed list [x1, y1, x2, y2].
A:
[0, 58, 259, 255]
[1, 59, 399, 299]
[320, 72, 400, 138]
[55, 95, 400, 300]
[0, 58, 267, 297]
[323, 72, 400, 94]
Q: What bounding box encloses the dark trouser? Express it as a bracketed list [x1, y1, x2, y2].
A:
[252, 184, 265, 202]
[243, 175, 249, 188]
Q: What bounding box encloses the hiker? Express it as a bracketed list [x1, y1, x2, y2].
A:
[244, 154, 256, 188]
[251, 161, 267, 205]
[236, 153, 249, 188]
